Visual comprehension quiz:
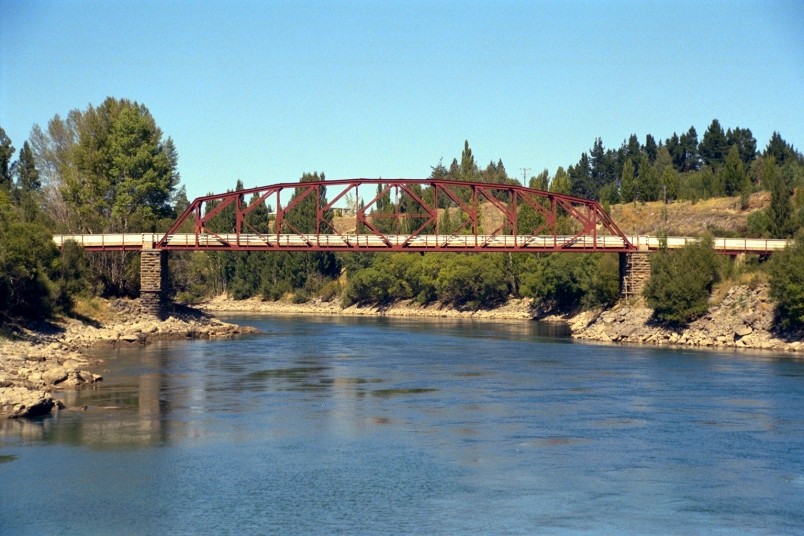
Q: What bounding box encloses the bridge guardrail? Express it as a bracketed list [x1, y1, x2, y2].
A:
[54, 233, 791, 254]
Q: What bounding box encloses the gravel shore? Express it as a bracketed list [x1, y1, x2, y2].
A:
[199, 285, 802, 354]
[0, 301, 257, 418]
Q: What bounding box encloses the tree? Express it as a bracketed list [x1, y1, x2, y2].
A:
[0, 191, 59, 318]
[569, 152, 593, 199]
[721, 144, 747, 197]
[280, 172, 339, 293]
[679, 126, 700, 171]
[769, 231, 804, 330]
[529, 169, 550, 191]
[0, 127, 14, 192]
[459, 140, 478, 182]
[637, 153, 660, 201]
[435, 254, 508, 309]
[12, 141, 42, 221]
[700, 119, 728, 169]
[726, 127, 757, 166]
[644, 237, 720, 325]
[31, 97, 180, 233]
[765, 157, 793, 238]
[644, 134, 658, 162]
[765, 132, 802, 166]
[550, 166, 571, 195]
[14, 141, 41, 193]
[520, 253, 619, 312]
[620, 159, 636, 203]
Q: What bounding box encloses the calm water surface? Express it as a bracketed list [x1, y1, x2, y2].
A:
[1, 315, 803, 535]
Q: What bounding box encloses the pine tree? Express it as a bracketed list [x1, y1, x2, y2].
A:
[620, 159, 636, 203]
[459, 140, 478, 182]
[700, 119, 728, 169]
[721, 145, 747, 197]
[637, 153, 660, 202]
[765, 157, 793, 238]
[726, 127, 757, 166]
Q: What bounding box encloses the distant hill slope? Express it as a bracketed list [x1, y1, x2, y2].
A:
[609, 192, 769, 237]
[331, 192, 770, 238]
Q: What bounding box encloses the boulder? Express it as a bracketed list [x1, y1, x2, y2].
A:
[734, 324, 753, 338]
[42, 367, 68, 385]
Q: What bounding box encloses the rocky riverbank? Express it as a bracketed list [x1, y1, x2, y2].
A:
[571, 285, 803, 353]
[0, 300, 256, 418]
[200, 295, 536, 320]
[200, 284, 802, 353]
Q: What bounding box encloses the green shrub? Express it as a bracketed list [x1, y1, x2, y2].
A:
[520, 253, 619, 312]
[768, 232, 804, 330]
[643, 237, 721, 325]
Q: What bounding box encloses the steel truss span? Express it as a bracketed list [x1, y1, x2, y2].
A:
[152, 178, 635, 253]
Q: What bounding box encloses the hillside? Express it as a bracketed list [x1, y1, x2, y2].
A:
[331, 192, 771, 238]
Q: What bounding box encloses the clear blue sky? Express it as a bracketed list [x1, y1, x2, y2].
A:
[1, 0, 802, 200]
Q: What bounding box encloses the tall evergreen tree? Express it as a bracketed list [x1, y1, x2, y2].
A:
[14, 141, 41, 193]
[721, 144, 747, 197]
[679, 126, 700, 171]
[644, 134, 658, 162]
[0, 128, 14, 192]
[765, 132, 802, 165]
[765, 157, 793, 238]
[621, 159, 636, 203]
[569, 153, 593, 199]
[637, 153, 660, 201]
[700, 119, 728, 169]
[726, 127, 757, 166]
[459, 140, 478, 182]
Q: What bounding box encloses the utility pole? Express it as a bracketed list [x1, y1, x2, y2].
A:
[520, 168, 531, 184]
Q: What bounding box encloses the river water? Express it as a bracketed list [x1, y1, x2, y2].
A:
[1, 315, 803, 535]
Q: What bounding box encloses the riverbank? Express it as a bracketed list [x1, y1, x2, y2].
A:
[0, 300, 256, 418]
[199, 284, 802, 353]
[572, 285, 803, 353]
[200, 294, 536, 320]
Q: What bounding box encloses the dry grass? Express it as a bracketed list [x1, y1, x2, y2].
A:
[71, 296, 114, 323]
[609, 192, 769, 236]
[332, 191, 772, 238]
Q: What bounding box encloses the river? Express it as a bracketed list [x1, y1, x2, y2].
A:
[1, 315, 803, 535]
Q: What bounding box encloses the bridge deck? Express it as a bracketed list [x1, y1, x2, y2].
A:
[52, 233, 790, 254]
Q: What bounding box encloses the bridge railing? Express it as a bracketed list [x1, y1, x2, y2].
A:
[53, 232, 791, 254]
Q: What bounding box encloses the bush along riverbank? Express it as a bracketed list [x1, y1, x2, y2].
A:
[0, 300, 257, 418]
[199, 284, 802, 353]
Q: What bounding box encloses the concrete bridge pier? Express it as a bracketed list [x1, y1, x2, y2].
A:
[140, 246, 167, 317]
[619, 251, 651, 301]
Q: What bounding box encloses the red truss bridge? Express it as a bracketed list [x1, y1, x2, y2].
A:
[53, 178, 791, 255]
[54, 178, 637, 253]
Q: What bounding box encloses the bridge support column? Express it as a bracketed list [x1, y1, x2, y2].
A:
[140, 247, 167, 317]
[619, 251, 651, 301]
